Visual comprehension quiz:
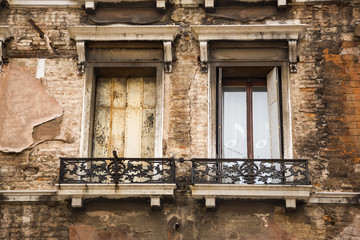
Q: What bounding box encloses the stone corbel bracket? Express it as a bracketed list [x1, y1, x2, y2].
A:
[76, 41, 86, 74]
[0, 26, 13, 72]
[68, 25, 180, 74]
[78, 0, 167, 11]
[191, 24, 306, 73]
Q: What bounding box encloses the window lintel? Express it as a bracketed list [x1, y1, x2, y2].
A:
[191, 24, 306, 73]
[68, 25, 181, 73]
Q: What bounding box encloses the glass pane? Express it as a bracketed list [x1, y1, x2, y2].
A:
[222, 87, 247, 158]
[252, 86, 271, 159]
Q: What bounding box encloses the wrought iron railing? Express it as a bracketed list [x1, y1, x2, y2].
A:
[191, 159, 310, 185]
[59, 153, 175, 184]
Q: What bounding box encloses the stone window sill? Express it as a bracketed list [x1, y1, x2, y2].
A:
[190, 184, 313, 209]
[56, 183, 176, 207]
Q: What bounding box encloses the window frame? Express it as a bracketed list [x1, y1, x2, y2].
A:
[208, 61, 293, 159]
[79, 62, 164, 158]
[217, 73, 271, 159]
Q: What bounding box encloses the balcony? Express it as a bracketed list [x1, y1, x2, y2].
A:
[190, 159, 312, 209]
[57, 154, 176, 207]
[57, 156, 312, 208]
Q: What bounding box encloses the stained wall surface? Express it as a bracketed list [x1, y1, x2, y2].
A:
[0, 1, 360, 239]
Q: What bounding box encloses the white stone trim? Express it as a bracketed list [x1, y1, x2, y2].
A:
[278, 0, 286, 7]
[0, 190, 59, 202]
[191, 24, 306, 41]
[309, 192, 360, 204]
[7, 0, 79, 7]
[57, 183, 176, 207]
[57, 183, 176, 197]
[68, 25, 180, 42]
[190, 184, 313, 208]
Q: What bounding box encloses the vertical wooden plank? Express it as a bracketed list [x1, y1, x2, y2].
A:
[111, 78, 127, 157]
[124, 77, 143, 158]
[92, 77, 111, 157]
[142, 77, 156, 158]
[143, 77, 156, 108]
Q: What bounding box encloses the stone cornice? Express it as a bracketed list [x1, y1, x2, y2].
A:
[7, 0, 79, 7]
[191, 24, 306, 41]
[68, 25, 181, 42]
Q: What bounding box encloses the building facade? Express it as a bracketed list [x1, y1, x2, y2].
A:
[0, 0, 360, 239]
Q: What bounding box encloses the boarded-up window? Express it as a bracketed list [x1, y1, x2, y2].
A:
[92, 76, 156, 158]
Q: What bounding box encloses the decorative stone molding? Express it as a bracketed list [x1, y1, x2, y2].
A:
[7, 0, 166, 8]
[190, 184, 313, 209]
[191, 24, 306, 73]
[0, 26, 13, 72]
[68, 25, 180, 73]
[7, 0, 79, 7]
[56, 183, 176, 208]
[1, 189, 359, 209]
[309, 192, 360, 204]
[0, 190, 59, 202]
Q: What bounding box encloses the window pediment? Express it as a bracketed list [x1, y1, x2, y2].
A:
[68, 25, 180, 42]
[191, 24, 306, 41]
[68, 25, 181, 73]
[191, 23, 306, 73]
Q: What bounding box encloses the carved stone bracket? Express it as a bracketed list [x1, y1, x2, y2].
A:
[277, 0, 286, 7]
[163, 41, 173, 73]
[0, 26, 13, 72]
[288, 39, 298, 73]
[199, 41, 208, 73]
[76, 41, 86, 74]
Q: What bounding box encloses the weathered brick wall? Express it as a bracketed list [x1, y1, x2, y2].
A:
[0, 1, 360, 240]
[0, 199, 359, 240]
[1, 3, 359, 191]
[291, 3, 360, 191]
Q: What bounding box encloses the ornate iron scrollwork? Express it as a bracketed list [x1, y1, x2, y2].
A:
[191, 159, 310, 185]
[59, 155, 175, 184]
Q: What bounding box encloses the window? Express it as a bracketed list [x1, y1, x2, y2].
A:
[92, 68, 157, 158]
[217, 66, 282, 159]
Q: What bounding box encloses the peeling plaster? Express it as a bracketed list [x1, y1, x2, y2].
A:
[0, 63, 63, 153]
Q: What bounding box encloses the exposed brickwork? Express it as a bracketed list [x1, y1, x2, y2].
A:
[290, 4, 360, 191]
[0, 1, 360, 240]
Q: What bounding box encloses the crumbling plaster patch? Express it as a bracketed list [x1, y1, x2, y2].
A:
[0, 63, 63, 153]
